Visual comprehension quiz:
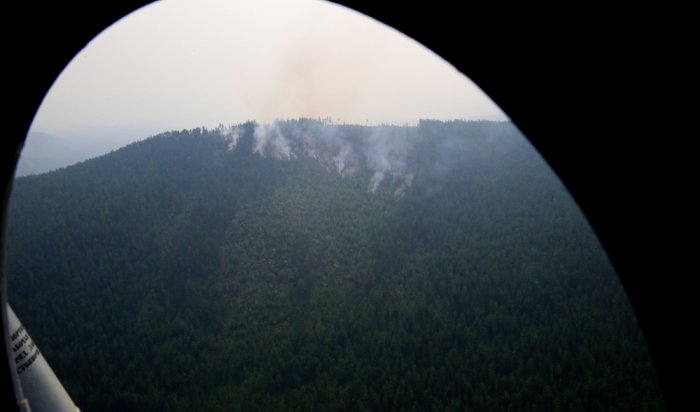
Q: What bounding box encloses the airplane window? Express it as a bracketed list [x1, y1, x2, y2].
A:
[6, 0, 664, 410]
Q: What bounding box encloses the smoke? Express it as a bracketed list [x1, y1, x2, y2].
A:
[362, 125, 415, 192]
[226, 119, 418, 196]
[393, 173, 414, 199]
[217, 124, 241, 151]
[217, 119, 513, 197]
[242, 3, 396, 124]
[253, 122, 294, 160]
[368, 171, 384, 193]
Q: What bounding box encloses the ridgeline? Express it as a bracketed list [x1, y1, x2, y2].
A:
[6, 120, 664, 411]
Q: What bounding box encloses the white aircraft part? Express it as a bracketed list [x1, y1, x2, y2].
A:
[7, 304, 79, 412]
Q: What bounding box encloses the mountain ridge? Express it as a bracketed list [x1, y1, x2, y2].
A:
[6, 120, 664, 411]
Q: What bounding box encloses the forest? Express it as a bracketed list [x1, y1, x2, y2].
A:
[6, 120, 664, 411]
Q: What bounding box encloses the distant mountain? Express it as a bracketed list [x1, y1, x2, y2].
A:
[14, 132, 79, 176]
[6, 120, 664, 411]
[15, 130, 141, 177]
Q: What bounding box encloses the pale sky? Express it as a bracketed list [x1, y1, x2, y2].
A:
[29, 0, 506, 146]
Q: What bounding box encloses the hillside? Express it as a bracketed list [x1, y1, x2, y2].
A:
[6, 120, 664, 411]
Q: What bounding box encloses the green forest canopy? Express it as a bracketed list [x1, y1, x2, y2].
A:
[6, 120, 664, 411]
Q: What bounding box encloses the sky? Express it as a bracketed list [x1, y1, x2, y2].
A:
[28, 0, 506, 147]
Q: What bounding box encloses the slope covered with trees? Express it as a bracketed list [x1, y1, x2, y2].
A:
[6, 120, 664, 411]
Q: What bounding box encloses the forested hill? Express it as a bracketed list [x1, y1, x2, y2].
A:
[6, 120, 664, 411]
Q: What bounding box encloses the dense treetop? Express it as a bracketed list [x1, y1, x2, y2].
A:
[6, 120, 664, 411]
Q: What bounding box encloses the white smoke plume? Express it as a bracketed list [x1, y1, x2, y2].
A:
[393, 173, 414, 199]
[223, 118, 430, 196]
[368, 171, 385, 193]
[214, 119, 518, 198]
[217, 124, 242, 151]
[253, 121, 294, 160]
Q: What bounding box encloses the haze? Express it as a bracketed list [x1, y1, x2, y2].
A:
[26, 0, 505, 159]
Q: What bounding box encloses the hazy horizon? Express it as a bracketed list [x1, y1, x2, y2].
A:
[27, 0, 506, 150]
[17, 118, 510, 177]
